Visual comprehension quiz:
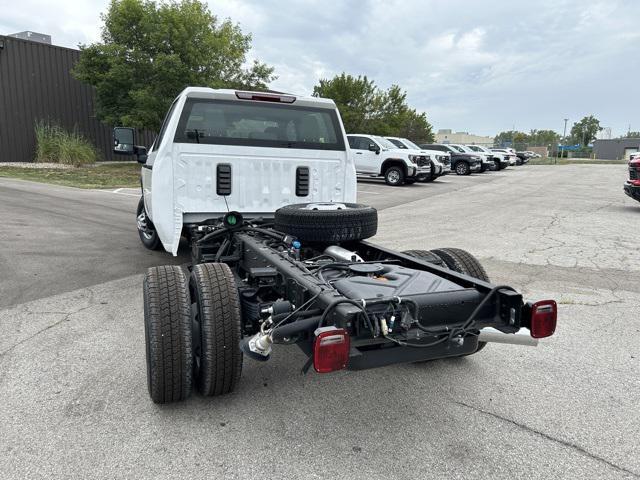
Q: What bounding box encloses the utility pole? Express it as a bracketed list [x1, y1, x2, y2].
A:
[558, 118, 568, 164]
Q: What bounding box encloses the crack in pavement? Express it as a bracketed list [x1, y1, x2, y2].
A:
[454, 400, 640, 478]
[0, 302, 97, 359]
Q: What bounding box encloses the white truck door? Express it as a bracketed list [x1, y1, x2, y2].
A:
[351, 136, 379, 174]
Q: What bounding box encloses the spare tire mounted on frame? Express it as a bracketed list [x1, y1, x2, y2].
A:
[274, 202, 378, 243]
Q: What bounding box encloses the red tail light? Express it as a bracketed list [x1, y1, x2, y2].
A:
[530, 300, 557, 338]
[313, 327, 350, 373]
[235, 91, 296, 103]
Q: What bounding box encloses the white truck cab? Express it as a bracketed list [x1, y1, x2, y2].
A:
[449, 144, 493, 172]
[113, 87, 357, 255]
[385, 136, 451, 181]
[346, 134, 431, 186]
[466, 145, 509, 170]
[491, 148, 518, 166]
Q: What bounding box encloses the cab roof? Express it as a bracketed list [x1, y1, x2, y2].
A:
[178, 86, 338, 110]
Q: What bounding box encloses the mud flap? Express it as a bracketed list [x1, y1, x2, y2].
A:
[151, 155, 182, 256]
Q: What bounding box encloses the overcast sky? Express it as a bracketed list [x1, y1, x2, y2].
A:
[2, 0, 639, 136]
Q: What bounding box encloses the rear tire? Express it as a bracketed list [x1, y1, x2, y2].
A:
[384, 166, 405, 186]
[401, 249, 445, 267]
[428, 248, 490, 354]
[143, 266, 193, 403]
[190, 263, 243, 396]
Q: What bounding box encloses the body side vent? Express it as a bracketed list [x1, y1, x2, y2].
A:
[296, 166, 310, 197]
[217, 164, 232, 196]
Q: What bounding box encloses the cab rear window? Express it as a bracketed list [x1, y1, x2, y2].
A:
[174, 99, 345, 151]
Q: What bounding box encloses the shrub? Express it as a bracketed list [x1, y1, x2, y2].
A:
[34, 120, 99, 166]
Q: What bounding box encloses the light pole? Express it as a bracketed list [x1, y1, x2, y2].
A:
[558, 118, 568, 164]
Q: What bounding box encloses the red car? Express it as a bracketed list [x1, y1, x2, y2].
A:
[624, 152, 640, 202]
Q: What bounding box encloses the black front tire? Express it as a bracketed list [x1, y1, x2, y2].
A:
[143, 266, 193, 403]
[190, 263, 243, 397]
[454, 162, 470, 175]
[137, 197, 162, 250]
[384, 166, 405, 186]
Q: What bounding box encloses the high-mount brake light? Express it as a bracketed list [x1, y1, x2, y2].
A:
[235, 91, 296, 103]
[313, 327, 350, 373]
[530, 300, 557, 338]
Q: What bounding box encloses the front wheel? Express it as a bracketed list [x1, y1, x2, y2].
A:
[137, 197, 162, 250]
[455, 161, 470, 175]
[384, 166, 405, 186]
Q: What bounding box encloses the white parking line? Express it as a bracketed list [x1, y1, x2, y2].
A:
[92, 188, 140, 197]
[357, 190, 382, 195]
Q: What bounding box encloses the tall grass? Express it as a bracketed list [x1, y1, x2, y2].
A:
[34, 120, 99, 166]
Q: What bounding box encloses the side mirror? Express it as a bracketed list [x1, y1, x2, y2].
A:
[368, 143, 380, 154]
[113, 127, 135, 155]
[134, 146, 148, 164]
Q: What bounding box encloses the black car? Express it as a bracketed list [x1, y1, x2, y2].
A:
[420, 144, 483, 175]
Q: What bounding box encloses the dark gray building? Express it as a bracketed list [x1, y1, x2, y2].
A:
[593, 138, 640, 160]
[0, 34, 153, 162]
[8, 31, 51, 45]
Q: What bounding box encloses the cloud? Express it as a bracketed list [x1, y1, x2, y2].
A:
[1, 0, 639, 136]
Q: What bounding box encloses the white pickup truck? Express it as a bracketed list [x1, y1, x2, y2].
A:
[111, 87, 556, 404]
[346, 134, 432, 186]
[385, 136, 451, 182]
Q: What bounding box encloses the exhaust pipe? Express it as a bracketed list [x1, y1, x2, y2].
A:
[478, 327, 538, 346]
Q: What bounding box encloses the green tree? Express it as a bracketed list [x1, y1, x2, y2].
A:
[570, 115, 602, 146]
[73, 0, 274, 131]
[312, 73, 433, 141]
[528, 129, 560, 146]
[622, 131, 640, 139]
[396, 109, 434, 143]
[494, 130, 527, 146]
[312, 73, 380, 133]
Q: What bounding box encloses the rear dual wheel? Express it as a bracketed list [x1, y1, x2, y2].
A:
[143, 263, 243, 403]
[402, 247, 489, 354]
[190, 263, 243, 397]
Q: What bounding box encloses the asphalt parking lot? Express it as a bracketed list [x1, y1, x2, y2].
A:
[1, 165, 639, 479]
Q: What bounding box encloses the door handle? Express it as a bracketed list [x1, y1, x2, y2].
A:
[355, 152, 363, 154]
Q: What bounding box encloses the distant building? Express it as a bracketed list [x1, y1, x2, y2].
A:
[593, 138, 640, 160]
[8, 31, 51, 44]
[435, 129, 494, 146]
